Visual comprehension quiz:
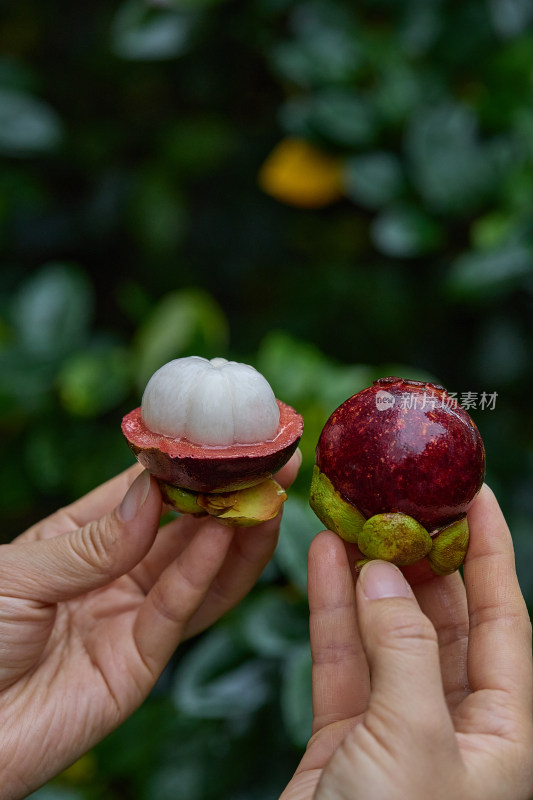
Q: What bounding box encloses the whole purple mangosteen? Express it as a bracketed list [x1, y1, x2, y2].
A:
[310, 377, 486, 576]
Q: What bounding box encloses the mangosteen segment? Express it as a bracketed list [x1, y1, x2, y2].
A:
[141, 357, 280, 446]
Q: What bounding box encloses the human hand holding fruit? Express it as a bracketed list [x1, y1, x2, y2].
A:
[281, 485, 533, 800]
[0, 357, 302, 800]
[281, 377, 532, 800]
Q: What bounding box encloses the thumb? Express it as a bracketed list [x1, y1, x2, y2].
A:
[356, 560, 452, 740]
[1, 471, 162, 603]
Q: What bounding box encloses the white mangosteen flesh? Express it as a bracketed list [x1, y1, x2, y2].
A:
[141, 356, 280, 447]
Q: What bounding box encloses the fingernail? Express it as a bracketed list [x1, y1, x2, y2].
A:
[118, 470, 151, 522]
[294, 447, 303, 469]
[359, 560, 412, 599]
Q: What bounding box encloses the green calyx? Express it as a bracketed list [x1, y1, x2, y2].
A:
[427, 515, 469, 575]
[357, 512, 433, 567]
[159, 482, 207, 516]
[158, 477, 287, 527]
[356, 513, 469, 574]
[309, 465, 365, 542]
[309, 466, 469, 574]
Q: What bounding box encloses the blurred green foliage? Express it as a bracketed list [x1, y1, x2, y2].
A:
[1, 0, 532, 797]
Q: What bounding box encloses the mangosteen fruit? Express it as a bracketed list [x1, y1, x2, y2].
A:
[122, 356, 303, 526]
[310, 377, 485, 576]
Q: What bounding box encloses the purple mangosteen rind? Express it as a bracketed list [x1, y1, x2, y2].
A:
[122, 399, 303, 493]
[310, 376, 485, 575]
[122, 399, 303, 525]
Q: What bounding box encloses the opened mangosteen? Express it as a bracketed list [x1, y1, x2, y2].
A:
[122, 356, 303, 526]
[310, 377, 486, 576]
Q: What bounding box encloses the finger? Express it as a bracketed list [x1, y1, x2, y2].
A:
[142, 448, 303, 637]
[274, 447, 302, 491]
[414, 572, 470, 708]
[181, 510, 283, 638]
[0, 471, 162, 603]
[132, 517, 235, 672]
[463, 485, 532, 708]
[309, 531, 369, 734]
[356, 560, 455, 746]
[274, 531, 368, 782]
[19, 464, 144, 542]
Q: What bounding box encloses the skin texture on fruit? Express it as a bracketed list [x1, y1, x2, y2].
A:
[315, 377, 485, 533]
[122, 399, 303, 493]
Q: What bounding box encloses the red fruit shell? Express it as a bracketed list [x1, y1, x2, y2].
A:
[316, 377, 485, 532]
[122, 399, 303, 493]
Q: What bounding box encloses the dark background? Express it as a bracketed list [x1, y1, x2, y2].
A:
[1, 1, 532, 797]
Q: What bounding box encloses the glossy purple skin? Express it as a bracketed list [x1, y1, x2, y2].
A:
[316, 377, 486, 532]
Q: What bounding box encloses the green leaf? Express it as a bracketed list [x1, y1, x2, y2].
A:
[0, 88, 62, 156]
[27, 788, 83, 800]
[281, 644, 313, 748]
[488, 0, 533, 38]
[10, 263, 93, 358]
[256, 330, 327, 405]
[128, 167, 188, 256]
[280, 89, 376, 147]
[406, 103, 496, 214]
[371, 206, 444, 258]
[373, 62, 421, 126]
[344, 151, 405, 210]
[399, 0, 442, 56]
[470, 212, 516, 250]
[446, 243, 533, 297]
[236, 589, 309, 658]
[24, 424, 67, 493]
[58, 346, 131, 417]
[257, 330, 371, 412]
[0, 349, 56, 411]
[134, 289, 228, 389]
[144, 762, 206, 800]
[276, 496, 321, 592]
[161, 117, 236, 176]
[319, 364, 375, 414]
[111, 0, 196, 60]
[269, 3, 361, 86]
[172, 628, 272, 718]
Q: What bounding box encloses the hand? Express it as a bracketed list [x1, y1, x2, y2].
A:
[282, 485, 533, 800]
[0, 452, 300, 800]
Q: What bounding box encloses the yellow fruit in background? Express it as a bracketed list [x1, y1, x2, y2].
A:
[258, 138, 343, 208]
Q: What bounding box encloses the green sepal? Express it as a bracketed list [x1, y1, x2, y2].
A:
[358, 512, 433, 566]
[198, 478, 287, 527]
[158, 481, 207, 517]
[428, 516, 469, 576]
[309, 465, 366, 543]
[159, 477, 287, 527]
